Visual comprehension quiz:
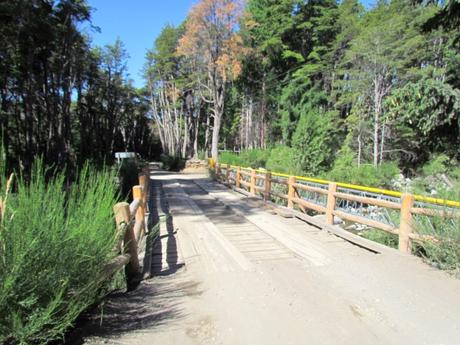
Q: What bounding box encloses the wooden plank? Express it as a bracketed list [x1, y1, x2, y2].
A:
[293, 197, 327, 214]
[271, 192, 288, 200]
[240, 180, 251, 188]
[411, 207, 460, 219]
[334, 192, 401, 210]
[294, 183, 328, 195]
[332, 209, 398, 234]
[271, 177, 288, 185]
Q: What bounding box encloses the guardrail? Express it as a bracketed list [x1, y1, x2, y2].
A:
[213, 162, 460, 254]
[103, 167, 150, 289]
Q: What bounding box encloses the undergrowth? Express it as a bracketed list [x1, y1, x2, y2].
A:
[0, 159, 119, 344]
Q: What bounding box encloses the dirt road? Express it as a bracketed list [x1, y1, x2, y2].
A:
[76, 171, 460, 345]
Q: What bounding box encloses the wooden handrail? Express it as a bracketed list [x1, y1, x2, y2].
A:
[111, 167, 150, 288]
[213, 163, 460, 255]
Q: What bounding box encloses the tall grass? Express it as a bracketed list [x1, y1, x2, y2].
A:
[414, 187, 460, 275]
[0, 160, 119, 344]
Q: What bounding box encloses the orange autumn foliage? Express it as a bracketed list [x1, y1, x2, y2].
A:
[177, 0, 246, 82]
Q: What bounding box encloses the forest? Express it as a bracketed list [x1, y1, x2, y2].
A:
[145, 0, 460, 194]
[0, 0, 458, 191]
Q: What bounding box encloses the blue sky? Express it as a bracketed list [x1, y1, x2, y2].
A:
[86, 0, 196, 88]
[86, 0, 374, 88]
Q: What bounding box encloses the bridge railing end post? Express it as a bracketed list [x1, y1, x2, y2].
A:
[399, 193, 415, 254]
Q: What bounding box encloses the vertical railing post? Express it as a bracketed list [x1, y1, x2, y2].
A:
[139, 173, 148, 213]
[287, 176, 296, 208]
[264, 171, 272, 201]
[236, 166, 241, 188]
[113, 202, 140, 289]
[215, 162, 220, 180]
[225, 164, 230, 183]
[132, 185, 145, 238]
[250, 169, 256, 195]
[399, 193, 415, 253]
[326, 183, 337, 225]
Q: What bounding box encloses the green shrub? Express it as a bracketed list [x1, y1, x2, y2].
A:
[292, 109, 339, 175]
[219, 149, 270, 169]
[197, 150, 207, 160]
[159, 154, 185, 171]
[219, 151, 243, 166]
[415, 212, 460, 275]
[412, 188, 460, 275]
[239, 149, 270, 169]
[360, 229, 398, 248]
[422, 154, 450, 176]
[265, 146, 300, 174]
[327, 160, 400, 189]
[0, 161, 119, 344]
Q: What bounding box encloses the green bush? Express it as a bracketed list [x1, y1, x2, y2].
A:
[160, 154, 185, 171]
[360, 229, 398, 248]
[219, 151, 243, 166]
[239, 149, 270, 169]
[265, 146, 300, 174]
[0, 161, 119, 344]
[422, 154, 450, 176]
[327, 153, 400, 189]
[219, 149, 270, 169]
[292, 109, 338, 175]
[414, 188, 460, 274]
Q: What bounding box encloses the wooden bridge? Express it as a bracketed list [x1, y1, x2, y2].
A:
[74, 164, 460, 345]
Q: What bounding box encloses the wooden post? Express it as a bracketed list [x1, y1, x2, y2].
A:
[132, 185, 145, 238]
[139, 173, 148, 212]
[287, 176, 296, 208]
[215, 163, 220, 180]
[326, 183, 337, 225]
[236, 166, 241, 188]
[399, 193, 415, 253]
[264, 171, 272, 201]
[250, 169, 256, 195]
[113, 202, 140, 288]
[225, 164, 230, 183]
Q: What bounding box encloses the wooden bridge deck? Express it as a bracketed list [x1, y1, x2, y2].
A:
[76, 171, 460, 345]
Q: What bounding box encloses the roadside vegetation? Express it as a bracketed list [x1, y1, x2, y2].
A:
[0, 158, 121, 344]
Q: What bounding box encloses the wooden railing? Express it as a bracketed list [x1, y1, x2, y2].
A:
[213, 162, 460, 254]
[103, 167, 150, 289]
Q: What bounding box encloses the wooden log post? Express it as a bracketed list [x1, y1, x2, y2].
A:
[264, 171, 272, 201]
[215, 163, 220, 180]
[250, 169, 256, 195]
[399, 193, 415, 253]
[326, 183, 337, 225]
[132, 185, 145, 239]
[236, 166, 241, 188]
[113, 202, 140, 289]
[287, 176, 296, 208]
[225, 164, 230, 183]
[139, 173, 148, 213]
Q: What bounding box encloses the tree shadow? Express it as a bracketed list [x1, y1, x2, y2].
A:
[65, 277, 202, 344]
[144, 179, 184, 278]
